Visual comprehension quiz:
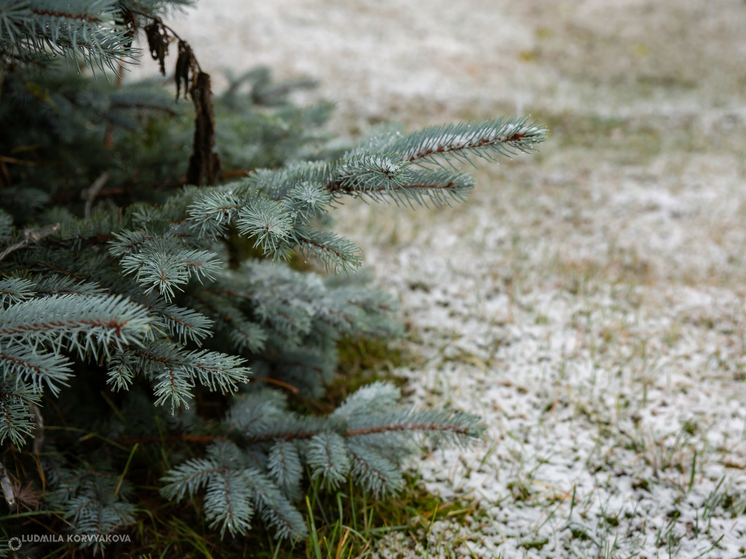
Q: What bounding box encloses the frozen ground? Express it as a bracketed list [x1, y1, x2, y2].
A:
[138, 1, 746, 557]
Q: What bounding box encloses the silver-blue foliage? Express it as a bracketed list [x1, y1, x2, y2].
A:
[0, 1, 546, 549]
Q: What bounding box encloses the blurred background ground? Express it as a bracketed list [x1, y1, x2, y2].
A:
[132, 1, 746, 557]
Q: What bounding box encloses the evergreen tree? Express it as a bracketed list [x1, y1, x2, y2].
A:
[0, 1, 546, 554]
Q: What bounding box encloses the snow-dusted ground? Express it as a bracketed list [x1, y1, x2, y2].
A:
[358, 163, 746, 557]
[138, 1, 746, 556]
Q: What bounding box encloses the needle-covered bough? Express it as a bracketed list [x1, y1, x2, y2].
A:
[0, 0, 546, 552]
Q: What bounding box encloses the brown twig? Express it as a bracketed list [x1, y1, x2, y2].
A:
[0, 155, 39, 166]
[29, 8, 102, 24]
[186, 71, 220, 185]
[405, 131, 532, 164]
[0, 223, 60, 262]
[0, 155, 39, 186]
[251, 377, 300, 394]
[0, 160, 9, 186]
[81, 172, 109, 219]
[221, 168, 257, 180]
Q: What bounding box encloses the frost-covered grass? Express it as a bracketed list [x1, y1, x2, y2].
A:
[338, 143, 746, 558]
[141, 1, 746, 557]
